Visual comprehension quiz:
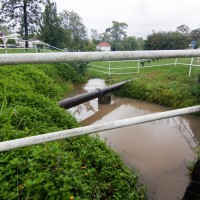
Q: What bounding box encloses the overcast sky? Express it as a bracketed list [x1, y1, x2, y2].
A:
[54, 0, 200, 39]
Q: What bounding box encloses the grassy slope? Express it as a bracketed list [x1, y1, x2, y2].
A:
[0, 63, 145, 199]
[87, 58, 200, 109]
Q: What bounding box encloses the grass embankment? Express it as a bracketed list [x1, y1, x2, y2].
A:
[88, 58, 200, 109]
[0, 63, 145, 199]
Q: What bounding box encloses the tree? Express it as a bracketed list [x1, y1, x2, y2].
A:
[0, 25, 10, 35]
[116, 36, 144, 51]
[136, 37, 144, 50]
[91, 29, 101, 45]
[39, 0, 71, 49]
[0, 0, 45, 48]
[190, 28, 200, 48]
[191, 28, 200, 41]
[99, 32, 111, 44]
[59, 10, 88, 51]
[144, 31, 189, 50]
[176, 24, 191, 35]
[105, 21, 128, 51]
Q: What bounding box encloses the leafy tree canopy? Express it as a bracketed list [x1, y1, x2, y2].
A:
[59, 10, 88, 51]
[39, 0, 70, 49]
[0, 0, 45, 47]
[145, 31, 190, 50]
[105, 21, 128, 51]
[176, 24, 191, 35]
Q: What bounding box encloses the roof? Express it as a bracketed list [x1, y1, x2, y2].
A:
[97, 42, 111, 47]
[6, 33, 21, 39]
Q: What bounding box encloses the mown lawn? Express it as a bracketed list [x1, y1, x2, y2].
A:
[87, 58, 200, 108]
[0, 48, 61, 54]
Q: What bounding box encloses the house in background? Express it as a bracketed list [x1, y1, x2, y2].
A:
[4, 33, 44, 48]
[6, 33, 22, 45]
[96, 42, 111, 51]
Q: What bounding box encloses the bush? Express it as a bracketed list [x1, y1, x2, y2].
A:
[0, 63, 146, 199]
[116, 66, 200, 109]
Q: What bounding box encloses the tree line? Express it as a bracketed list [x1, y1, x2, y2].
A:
[0, 0, 200, 51]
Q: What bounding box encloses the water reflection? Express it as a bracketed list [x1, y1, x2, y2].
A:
[68, 79, 105, 122]
[68, 79, 200, 200]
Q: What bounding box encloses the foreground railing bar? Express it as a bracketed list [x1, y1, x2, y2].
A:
[1, 50, 200, 65]
[0, 105, 199, 152]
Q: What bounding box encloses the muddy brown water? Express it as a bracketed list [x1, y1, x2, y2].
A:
[68, 79, 200, 200]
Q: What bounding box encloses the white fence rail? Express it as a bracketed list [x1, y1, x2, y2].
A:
[0, 105, 199, 152]
[0, 50, 200, 151]
[1, 50, 200, 65]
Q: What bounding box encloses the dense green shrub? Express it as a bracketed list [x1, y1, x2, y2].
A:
[69, 62, 88, 76]
[0, 136, 145, 199]
[0, 63, 145, 199]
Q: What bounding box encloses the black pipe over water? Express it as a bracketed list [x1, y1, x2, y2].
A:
[58, 80, 132, 109]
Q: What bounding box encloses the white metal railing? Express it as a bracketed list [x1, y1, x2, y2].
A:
[0, 50, 200, 151]
[1, 50, 200, 65]
[0, 105, 199, 152]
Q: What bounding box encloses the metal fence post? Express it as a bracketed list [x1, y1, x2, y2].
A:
[174, 58, 177, 66]
[137, 60, 140, 73]
[108, 61, 111, 78]
[189, 57, 194, 77]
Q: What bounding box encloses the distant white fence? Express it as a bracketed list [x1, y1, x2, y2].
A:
[0, 41, 64, 54]
[87, 57, 200, 77]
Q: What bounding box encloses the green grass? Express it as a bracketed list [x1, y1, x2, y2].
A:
[0, 48, 62, 54]
[87, 58, 200, 108]
[0, 63, 146, 199]
[88, 58, 199, 79]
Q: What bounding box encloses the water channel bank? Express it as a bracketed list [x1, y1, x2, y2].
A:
[68, 79, 200, 200]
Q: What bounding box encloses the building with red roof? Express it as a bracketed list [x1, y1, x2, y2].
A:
[96, 42, 111, 51]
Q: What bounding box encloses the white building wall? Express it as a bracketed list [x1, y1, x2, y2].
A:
[96, 46, 111, 51]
